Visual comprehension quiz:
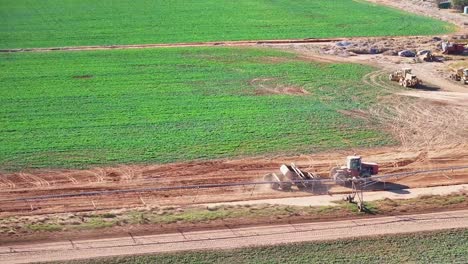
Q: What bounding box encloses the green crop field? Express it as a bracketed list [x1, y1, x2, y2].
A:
[59, 229, 468, 264]
[0, 0, 454, 49]
[0, 47, 393, 170]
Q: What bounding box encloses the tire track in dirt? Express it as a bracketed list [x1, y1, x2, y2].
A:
[18, 172, 50, 188]
[369, 97, 468, 150]
[362, 70, 398, 92]
[0, 175, 15, 189]
[0, 38, 344, 53]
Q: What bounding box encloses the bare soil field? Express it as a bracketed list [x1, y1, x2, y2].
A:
[2, 143, 468, 218]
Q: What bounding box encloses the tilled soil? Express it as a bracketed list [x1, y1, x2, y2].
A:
[1, 144, 468, 217]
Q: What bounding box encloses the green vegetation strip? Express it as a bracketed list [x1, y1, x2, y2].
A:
[55, 229, 468, 264]
[0, 47, 394, 170]
[2, 193, 465, 235]
[0, 0, 454, 49]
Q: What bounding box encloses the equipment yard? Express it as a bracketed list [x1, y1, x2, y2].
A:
[1, 0, 468, 263]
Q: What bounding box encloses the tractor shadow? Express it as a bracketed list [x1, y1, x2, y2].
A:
[286, 181, 410, 195]
[362, 181, 410, 194]
[414, 83, 440, 91]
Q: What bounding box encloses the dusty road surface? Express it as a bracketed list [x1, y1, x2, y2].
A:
[207, 184, 468, 207]
[1, 210, 467, 264]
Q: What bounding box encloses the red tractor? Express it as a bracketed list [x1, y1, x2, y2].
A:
[330, 156, 378, 184]
[442, 41, 466, 55]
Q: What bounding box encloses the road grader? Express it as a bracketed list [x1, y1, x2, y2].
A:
[389, 68, 421, 88]
[450, 68, 468, 85]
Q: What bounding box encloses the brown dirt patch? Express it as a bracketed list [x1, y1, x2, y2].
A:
[1, 144, 468, 218]
[249, 78, 310, 96]
[255, 87, 310, 96]
[337, 109, 370, 120]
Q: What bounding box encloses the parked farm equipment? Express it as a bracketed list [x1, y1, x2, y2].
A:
[442, 41, 467, 55]
[389, 68, 422, 88]
[417, 50, 437, 62]
[450, 68, 468, 84]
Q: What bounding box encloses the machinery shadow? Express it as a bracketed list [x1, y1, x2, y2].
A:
[363, 181, 410, 194]
[415, 84, 440, 91]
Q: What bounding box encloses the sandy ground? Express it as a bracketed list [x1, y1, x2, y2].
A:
[1, 209, 467, 264]
[1, 144, 468, 217]
[208, 184, 468, 207]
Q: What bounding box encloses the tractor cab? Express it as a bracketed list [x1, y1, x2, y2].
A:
[403, 68, 412, 75]
[403, 68, 417, 79]
[346, 156, 379, 178]
[346, 156, 362, 177]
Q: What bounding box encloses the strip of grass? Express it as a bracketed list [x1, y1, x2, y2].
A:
[0, 47, 394, 170]
[0, 0, 454, 49]
[3, 193, 466, 235]
[55, 229, 468, 264]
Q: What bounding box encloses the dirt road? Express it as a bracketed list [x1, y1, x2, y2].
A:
[1, 210, 467, 264]
[207, 184, 468, 207]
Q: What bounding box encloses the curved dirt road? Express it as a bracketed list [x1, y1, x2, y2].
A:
[1, 210, 467, 264]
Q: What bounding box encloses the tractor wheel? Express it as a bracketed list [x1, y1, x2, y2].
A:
[389, 74, 394, 81]
[403, 80, 408, 87]
[296, 182, 307, 191]
[361, 172, 371, 178]
[264, 173, 281, 190]
[281, 183, 293, 192]
[329, 167, 339, 178]
[333, 172, 347, 185]
[270, 182, 280, 190]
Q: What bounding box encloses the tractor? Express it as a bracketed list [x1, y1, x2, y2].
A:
[450, 68, 468, 85]
[389, 68, 421, 88]
[329, 156, 378, 184]
[442, 41, 466, 55]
